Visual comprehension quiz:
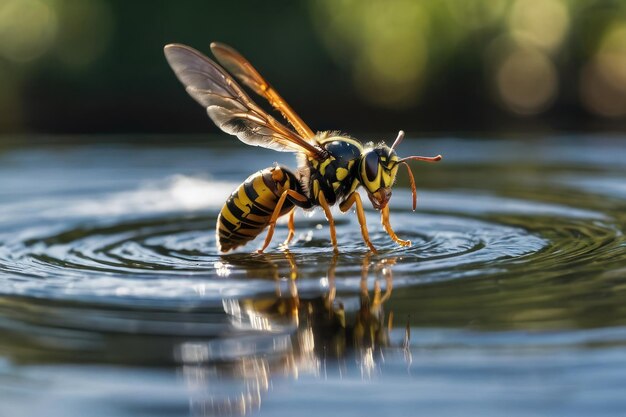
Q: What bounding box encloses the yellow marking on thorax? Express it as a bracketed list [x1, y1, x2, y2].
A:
[336, 167, 349, 181]
[313, 179, 320, 198]
[319, 157, 334, 176]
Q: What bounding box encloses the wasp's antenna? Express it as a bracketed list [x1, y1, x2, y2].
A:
[401, 161, 418, 211]
[399, 154, 442, 163]
[391, 130, 405, 150]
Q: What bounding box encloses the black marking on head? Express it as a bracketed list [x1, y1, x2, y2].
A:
[364, 151, 379, 182]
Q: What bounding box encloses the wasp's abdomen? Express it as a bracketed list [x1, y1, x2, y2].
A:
[217, 166, 300, 252]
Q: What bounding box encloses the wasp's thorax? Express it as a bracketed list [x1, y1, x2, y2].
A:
[358, 145, 400, 210]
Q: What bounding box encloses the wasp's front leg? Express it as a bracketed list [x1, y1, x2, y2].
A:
[381, 205, 411, 247]
[339, 192, 377, 253]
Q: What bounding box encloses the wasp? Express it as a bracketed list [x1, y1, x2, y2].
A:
[164, 42, 441, 253]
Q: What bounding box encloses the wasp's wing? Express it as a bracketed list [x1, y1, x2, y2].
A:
[164, 44, 323, 157]
[210, 42, 316, 140]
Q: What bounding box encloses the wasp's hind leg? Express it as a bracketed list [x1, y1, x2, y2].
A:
[258, 190, 309, 254]
[339, 192, 377, 253]
[282, 209, 297, 248]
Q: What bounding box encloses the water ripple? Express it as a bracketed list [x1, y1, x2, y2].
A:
[0, 174, 618, 306]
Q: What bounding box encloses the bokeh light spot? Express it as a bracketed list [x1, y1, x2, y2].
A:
[509, 0, 570, 52]
[311, 0, 429, 108]
[0, 0, 58, 62]
[495, 46, 558, 115]
[445, 0, 508, 31]
[580, 22, 626, 117]
[53, 0, 114, 69]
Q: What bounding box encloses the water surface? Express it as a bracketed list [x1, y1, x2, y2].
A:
[0, 135, 625, 416]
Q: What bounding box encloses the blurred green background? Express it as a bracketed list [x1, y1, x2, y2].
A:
[2, 0, 626, 135]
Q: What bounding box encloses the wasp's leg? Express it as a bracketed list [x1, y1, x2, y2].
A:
[258, 190, 309, 254]
[339, 192, 377, 253]
[381, 205, 411, 247]
[317, 192, 339, 253]
[282, 209, 297, 247]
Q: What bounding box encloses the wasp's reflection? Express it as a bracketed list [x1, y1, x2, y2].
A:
[176, 252, 401, 416]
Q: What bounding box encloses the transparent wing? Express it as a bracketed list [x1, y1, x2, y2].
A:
[164, 44, 323, 157]
[210, 42, 316, 140]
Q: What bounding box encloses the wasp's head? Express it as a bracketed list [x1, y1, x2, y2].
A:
[359, 145, 400, 210]
[358, 131, 442, 211]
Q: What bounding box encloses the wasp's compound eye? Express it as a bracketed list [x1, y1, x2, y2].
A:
[364, 152, 379, 183]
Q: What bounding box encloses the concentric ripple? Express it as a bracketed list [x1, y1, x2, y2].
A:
[0, 138, 624, 307]
[0, 179, 617, 304]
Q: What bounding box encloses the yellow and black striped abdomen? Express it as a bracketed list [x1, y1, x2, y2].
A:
[217, 166, 301, 252]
